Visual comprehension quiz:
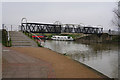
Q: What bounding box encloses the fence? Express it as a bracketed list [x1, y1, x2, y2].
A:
[2, 24, 21, 31]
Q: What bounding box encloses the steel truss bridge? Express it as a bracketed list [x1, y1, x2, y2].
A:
[21, 18, 103, 34]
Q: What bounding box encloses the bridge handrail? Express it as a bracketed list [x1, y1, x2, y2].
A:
[26, 30, 43, 46]
[7, 31, 10, 41]
[5, 28, 10, 42]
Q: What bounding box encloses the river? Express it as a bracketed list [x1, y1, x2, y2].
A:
[43, 40, 118, 78]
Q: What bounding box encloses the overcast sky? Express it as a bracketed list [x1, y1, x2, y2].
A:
[2, 2, 118, 30]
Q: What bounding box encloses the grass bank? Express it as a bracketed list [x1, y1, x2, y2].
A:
[23, 32, 43, 47]
[35, 33, 83, 40]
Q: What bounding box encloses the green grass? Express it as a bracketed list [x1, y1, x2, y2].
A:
[25, 32, 120, 43]
[23, 32, 43, 47]
[34, 33, 83, 40]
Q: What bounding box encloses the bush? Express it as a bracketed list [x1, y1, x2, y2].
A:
[112, 35, 120, 42]
[2, 29, 12, 47]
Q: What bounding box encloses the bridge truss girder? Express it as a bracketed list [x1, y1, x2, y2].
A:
[21, 23, 103, 34]
[21, 23, 61, 33]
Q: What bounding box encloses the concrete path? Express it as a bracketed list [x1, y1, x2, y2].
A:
[10, 47, 107, 78]
[2, 47, 55, 78]
[10, 31, 38, 47]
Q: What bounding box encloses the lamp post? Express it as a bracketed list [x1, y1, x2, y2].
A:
[21, 18, 27, 32]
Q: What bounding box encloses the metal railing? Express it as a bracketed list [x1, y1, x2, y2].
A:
[7, 29, 10, 42]
[3, 27, 11, 42]
[25, 30, 44, 46]
[2, 24, 21, 31]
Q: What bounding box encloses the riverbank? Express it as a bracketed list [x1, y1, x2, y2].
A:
[75, 33, 120, 43]
[35, 33, 120, 44]
[9, 47, 107, 78]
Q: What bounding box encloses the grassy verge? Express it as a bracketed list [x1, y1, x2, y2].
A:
[24, 32, 120, 43]
[35, 33, 83, 40]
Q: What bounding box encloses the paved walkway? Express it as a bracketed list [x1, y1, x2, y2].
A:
[2, 47, 55, 78]
[10, 47, 107, 78]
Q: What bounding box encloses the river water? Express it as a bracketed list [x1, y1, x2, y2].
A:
[43, 40, 118, 78]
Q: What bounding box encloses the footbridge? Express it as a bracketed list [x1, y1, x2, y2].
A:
[21, 18, 103, 34]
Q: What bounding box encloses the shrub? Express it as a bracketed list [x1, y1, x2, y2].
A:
[2, 29, 12, 47]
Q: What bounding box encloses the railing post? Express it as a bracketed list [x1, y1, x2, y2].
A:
[21, 24, 23, 32]
[11, 25, 12, 31]
[2, 24, 4, 29]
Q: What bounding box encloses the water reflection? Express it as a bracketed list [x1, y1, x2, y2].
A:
[44, 40, 118, 78]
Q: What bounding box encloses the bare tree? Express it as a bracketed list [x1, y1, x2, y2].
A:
[118, 1, 120, 28]
[112, 1, 120, 28]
